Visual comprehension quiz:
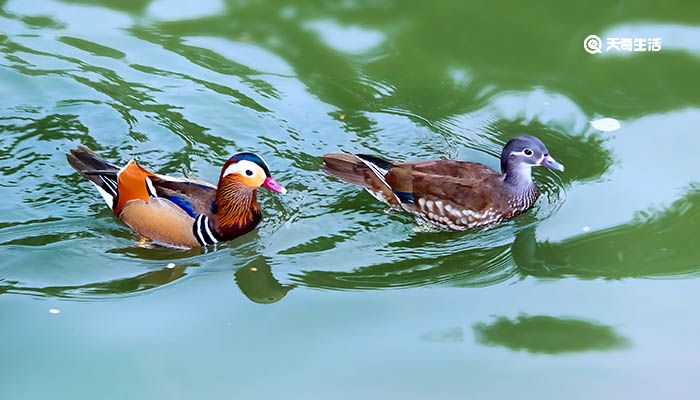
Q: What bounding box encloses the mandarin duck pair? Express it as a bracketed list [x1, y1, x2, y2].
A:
[67, 135, 563, 248]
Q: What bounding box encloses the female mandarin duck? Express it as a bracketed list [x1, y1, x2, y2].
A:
[67, 146, 286, 248]
[323, 135, 564, 230]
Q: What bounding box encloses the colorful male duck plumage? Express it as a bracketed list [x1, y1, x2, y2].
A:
[67, 146, 286, 248]
[323, 135, 564, 230]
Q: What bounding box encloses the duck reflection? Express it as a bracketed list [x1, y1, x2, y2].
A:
[0, 255, 296, 304]
[234, 257, 295, 304]
[293, 184, 700, 290]
[0, 263, 191, 298]
[3, 184, 698, 300]
[290, 239, 516, 290]
[514, 184, 700, 279]
[473, 314, 629, 354]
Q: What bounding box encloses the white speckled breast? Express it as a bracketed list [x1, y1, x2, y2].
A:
[406, 185, 540, 231]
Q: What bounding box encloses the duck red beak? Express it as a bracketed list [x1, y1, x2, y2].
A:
[262, 177, 287, 194]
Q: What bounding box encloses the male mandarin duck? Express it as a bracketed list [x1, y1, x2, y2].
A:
[323, 135, 564, 230]
[66, 146, 286, 248]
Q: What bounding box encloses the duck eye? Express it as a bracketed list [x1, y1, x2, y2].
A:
[245, 169, 254, 176]
[523, 148, 533, 157]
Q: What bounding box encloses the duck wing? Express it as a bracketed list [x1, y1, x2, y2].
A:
[394, 160, 500, 180]
[385, 161, 506, 228]
[387, 161, 500, 205]
[149, 175, 217, 218]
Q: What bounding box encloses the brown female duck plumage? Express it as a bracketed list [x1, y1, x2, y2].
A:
[323, 135, 564, 230]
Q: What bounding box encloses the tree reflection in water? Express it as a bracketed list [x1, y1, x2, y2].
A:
[473, 314, 629, 354]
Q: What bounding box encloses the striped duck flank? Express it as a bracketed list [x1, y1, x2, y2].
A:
[322, 135, 564, 231]
[67, 147, 286, 249]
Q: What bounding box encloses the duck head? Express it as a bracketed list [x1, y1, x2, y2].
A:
[501, 135, 564, 184]
[218, 152, 287, 194]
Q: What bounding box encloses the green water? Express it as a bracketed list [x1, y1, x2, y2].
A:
[2, 0, 700, 398]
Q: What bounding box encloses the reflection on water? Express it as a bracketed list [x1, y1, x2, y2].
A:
[6, 177, 697, 300]
[234, 257, 295, 304]
[292, 184, 700, 291]
[0, 262, 192, 298]
[473, 314, 629, 354]
[0, 0, 699, 299]
[4, 149, 696, 300]
[514, 184, 700, 280]
[290, 236, 516, 290]
[0, 254, 295, 302]
[2, 0, 700, 395]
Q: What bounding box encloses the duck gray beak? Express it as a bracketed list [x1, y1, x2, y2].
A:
[540, 155, 565, 172]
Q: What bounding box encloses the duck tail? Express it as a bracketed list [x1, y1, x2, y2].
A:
[66, 146, 120, 209]
[323, 152, 403, 207]
[322, 152, 392, 187]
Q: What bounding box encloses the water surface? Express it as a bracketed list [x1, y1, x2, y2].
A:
[2, 0, 700, 398]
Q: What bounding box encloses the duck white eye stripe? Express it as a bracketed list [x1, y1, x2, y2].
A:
[223, 160, 260, 177]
